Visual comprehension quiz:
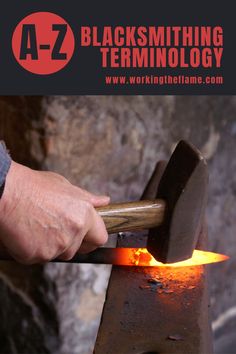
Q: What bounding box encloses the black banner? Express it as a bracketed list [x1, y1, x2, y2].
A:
[0, 1, 235, 94]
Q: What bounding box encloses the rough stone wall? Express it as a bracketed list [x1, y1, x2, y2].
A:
[0, 96, 235, 353]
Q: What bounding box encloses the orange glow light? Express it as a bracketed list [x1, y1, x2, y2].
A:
[118, 248, 229, 267]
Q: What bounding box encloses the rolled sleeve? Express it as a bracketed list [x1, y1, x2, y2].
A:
[0, 141, 11, 190]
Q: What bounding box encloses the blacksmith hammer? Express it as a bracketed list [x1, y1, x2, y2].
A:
[96, 140, 207, 263]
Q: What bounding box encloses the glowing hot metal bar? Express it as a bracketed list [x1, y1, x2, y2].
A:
[61, 248, 228, 267]
[129, 248, 228, 267]
[0, 246, 228, 267]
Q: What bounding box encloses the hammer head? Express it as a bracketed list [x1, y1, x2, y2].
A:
[147, 140, 208, 264]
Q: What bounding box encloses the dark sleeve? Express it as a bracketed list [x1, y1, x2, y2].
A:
[0, 141, 12, 192]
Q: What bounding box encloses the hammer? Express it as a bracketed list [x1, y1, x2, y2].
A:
[55, 140, 208, 264]
[95, 140, 208, 263]
[0, 140, 208, 265]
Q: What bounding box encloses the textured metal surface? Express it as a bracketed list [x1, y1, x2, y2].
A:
[94, 161, 213, 354]
[148, 140, 208, 263]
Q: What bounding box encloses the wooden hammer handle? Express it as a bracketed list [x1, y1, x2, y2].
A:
[96, 199, 166, 234]
[0, 200, 166, 262]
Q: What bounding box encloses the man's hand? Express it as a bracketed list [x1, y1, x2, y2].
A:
[0, 161, 109, 264]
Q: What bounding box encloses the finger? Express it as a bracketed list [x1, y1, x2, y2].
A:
[57, 222, 85, 261]
[73, 186, 110, 207]
[77, 240, 100, 254]
[57, 239, 100, 260]
[58, 241, 82, 260]
[84, 208, 108, 247]
[91, 195, 110, 207]
[58, 204, 108, 260]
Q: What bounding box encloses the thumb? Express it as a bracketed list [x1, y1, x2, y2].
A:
[75, 186, 110, 207]
[89, 194, 110, 207]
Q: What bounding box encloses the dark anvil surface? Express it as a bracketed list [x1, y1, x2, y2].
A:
[95, 262, 212, 354]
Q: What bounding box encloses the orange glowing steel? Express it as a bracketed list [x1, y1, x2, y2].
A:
[122, 248, 229, 267]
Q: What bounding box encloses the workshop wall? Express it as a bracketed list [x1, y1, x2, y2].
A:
[0, 96, 235, 354]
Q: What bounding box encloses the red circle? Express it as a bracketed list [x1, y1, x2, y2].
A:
[12, 12, 75, 75]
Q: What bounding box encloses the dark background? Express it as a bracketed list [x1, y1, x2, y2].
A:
[0, 0, 235, 94]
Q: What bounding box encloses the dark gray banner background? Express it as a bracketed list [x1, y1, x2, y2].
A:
[0, 0, 234, 94]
